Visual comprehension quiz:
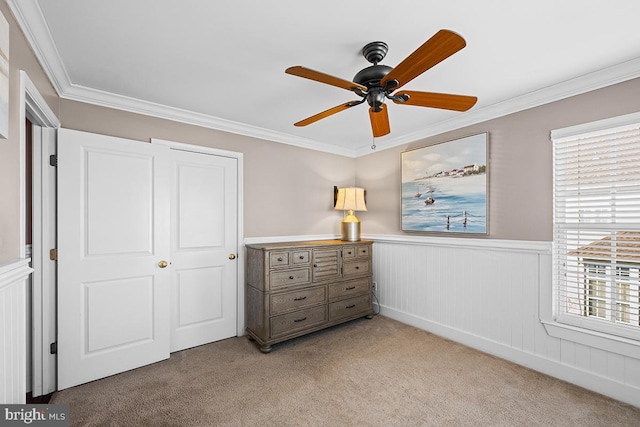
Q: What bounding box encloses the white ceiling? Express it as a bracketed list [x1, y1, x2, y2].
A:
[9, 1, 640, 157]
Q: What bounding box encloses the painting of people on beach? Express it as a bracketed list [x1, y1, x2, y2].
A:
[401, 133, 488, 234]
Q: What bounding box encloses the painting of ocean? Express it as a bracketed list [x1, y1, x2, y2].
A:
[401, 133, 487, 233]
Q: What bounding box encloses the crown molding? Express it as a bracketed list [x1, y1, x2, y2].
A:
[61, 82, 357, 157]
[6, 0, 70, 95]
[6, 0, 359, 158]
[354, 56, 640, 156]
[9, 0, 640, 159]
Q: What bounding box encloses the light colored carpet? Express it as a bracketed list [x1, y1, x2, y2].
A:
[51, 315, 640, 426]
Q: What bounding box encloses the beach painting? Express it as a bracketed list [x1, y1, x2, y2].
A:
[0, 10, 8, 139]
[401, 133, 488, 234]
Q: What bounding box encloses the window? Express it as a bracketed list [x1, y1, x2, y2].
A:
[552, 112, 640, 342]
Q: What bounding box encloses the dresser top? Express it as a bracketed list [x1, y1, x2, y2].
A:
[246, 239, 373, 251]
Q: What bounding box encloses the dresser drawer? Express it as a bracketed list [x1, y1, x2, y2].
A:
[343, 244, 370, 259]
[342, 259, 370, 277]
[355, 245, 370, 258]
[292, 250, 311, 265]
[269, 251, 290, 268]
[328, 277, 370, 301]
[270, 305, 327, 337]
[270, 286, 326, 315]
[270, 268, 311, 289]
[342, 245, 357, 259]
[329, 294, 371, 321]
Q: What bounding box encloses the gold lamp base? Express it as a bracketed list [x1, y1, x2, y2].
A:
[341, 210, 361, 242]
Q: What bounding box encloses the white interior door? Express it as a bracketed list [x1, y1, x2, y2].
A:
[57, 129, 171, 389]
[169, 148, 238, 352]
[30, 124, 57, 396]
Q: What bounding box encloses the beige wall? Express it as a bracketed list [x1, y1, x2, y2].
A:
[0, 2, 59, 264]
[356, 78, 640, 241]
[2, 0, 640, 264]
[58, 100, 356, 240]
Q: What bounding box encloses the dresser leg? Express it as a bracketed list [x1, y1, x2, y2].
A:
[365, 314, 374, 319]
[259, 345, 272, 354]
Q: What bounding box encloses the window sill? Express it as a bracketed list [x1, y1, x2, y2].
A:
[541, 320, 640, 359]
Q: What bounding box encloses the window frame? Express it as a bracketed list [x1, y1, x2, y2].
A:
[543, 111, 640, 359]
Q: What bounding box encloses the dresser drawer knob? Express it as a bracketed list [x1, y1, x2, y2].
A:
[294, 317, 307, 323]
[346, 304, 356, 309]
[355, 266, 360, 270]
[289, 276, 294, 280]
[299, 255, 305, 260]
[345, 286, 356, 290]
[277, 257, 283, 261]
[294, 296, 307, 301]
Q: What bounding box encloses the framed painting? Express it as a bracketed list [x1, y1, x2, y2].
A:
[401, 132, 488, 234]
[0, 10, 8, 139]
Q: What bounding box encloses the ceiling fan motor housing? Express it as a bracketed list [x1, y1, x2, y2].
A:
[353, 64, 393, 88]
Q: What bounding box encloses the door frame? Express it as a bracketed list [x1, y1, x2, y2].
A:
[151, 138, 245, 337]
[19, 70, 60, 396]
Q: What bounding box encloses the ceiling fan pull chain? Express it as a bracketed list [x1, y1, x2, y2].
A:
[371, 137, 377, 150]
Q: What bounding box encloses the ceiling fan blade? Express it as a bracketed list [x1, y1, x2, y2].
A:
[393, 91, 477, 111]
[369, 105, 390, 137]
[381, 30, 466, 91]
[286, 66, 367, 92]
[294, 101, 361, 127]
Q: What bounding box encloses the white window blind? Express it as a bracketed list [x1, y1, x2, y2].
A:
[552, 112, 640, 340]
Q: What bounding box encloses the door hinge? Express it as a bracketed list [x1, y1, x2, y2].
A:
[49, 248, 58, 261]
[49, 154, 57, 167]
[50, 342, 57, 354]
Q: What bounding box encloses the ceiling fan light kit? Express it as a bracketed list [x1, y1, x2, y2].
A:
[285, 29, 478, 143]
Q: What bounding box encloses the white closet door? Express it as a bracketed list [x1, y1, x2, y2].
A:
[169, 149, 238, 352]
[57, 129, 171, 389]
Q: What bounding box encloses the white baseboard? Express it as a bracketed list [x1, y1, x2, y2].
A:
[380, 305, 640, 409]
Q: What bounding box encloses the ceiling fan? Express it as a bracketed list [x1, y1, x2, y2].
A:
[285, 29, 477, 139]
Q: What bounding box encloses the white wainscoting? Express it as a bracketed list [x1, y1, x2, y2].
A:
[0, 258, 32, 404]
[368, 234, 640, 408]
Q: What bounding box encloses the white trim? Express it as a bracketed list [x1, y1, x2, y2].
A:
[19, 71, 60, 397]
[542, 320, 640, 359]
[0, 259, 32, 404]
[365, 233, 552, 254]
[356, 57, 640, 157]
[18, 70, 60, 258]
[152, 138, 243, 159]
[547, 113, 640, 362]
[0, 259, 33, 290]
[551, 110, 640, 140]
[8, 2, 70, 97]
[19, 69, 60, 256]
[243, 234, 551, 254]
[8, 0, 640, 158]
[151, 138, 246, 337]
[380, 305, 640, 409]
[20, 72, 61, 129]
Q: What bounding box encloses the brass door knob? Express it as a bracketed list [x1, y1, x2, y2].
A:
[158, 260, 168, 268]
[228, 254, 237, 260]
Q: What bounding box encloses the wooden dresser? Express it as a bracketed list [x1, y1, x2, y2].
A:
[245, 239, 373, 352]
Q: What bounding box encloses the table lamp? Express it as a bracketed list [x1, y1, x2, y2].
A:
[334, 187, 367, 241]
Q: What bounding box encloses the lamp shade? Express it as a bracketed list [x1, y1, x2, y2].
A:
[334, 187, 367, 212]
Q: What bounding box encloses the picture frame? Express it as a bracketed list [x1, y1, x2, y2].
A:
[401, 132, 488, 234]
[0, 10, 8, 139]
